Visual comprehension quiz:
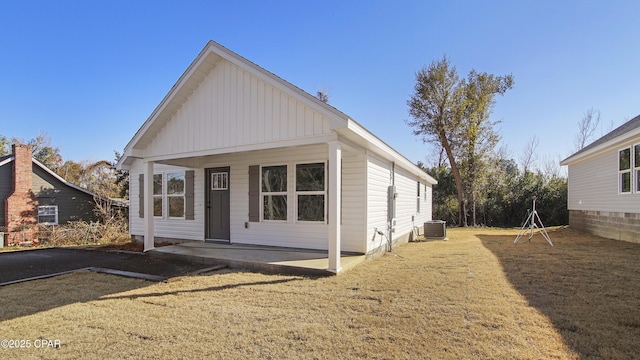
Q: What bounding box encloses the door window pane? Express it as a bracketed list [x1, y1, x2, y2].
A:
[212, 172, 228, 190]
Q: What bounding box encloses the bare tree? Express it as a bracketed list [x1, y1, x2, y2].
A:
[316, 83, 332, 103]
[541, 154, 566, 179]
[407, 56, 513, 226]
[574, 108, 601, 151]
[520, 135, 539, 173]
[316, 91, 329, 103]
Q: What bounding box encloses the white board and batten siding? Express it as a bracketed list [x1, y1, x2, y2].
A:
[130, 144, 367, 253]
[568, 142, 640, 213]
[144, 60, 332, 159]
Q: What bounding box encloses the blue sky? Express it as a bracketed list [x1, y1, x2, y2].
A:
[1, 1, 638, 171]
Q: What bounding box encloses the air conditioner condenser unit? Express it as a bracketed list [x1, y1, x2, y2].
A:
[424, 220, 447, 240]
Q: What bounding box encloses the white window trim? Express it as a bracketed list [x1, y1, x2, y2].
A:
[153, 173, 163, 218]
[619, 147, 633, 195]
[166, 171, 186, 219]
[416, 181, 421, 214]
[154, 171, 186, 219]
[261, 164, 288, 222]
[295, 161, 327, 224]
[38, 205, 58, 225]
[211, 172, 229, 190]
[635, 143, 640, 193]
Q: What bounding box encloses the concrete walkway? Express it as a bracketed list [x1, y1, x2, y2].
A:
[150, 242, 366, 276]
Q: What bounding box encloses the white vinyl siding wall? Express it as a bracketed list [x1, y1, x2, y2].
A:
[567, 139, 640, 213]
[130, 144, 365, 252]
[130, 163, 205, 241]
[145, 60, 332, 158]
[393, 166, 431, 238]
[365, 153, 433, 253]
[341, 151, 367, 253]
[366, 153, 391, 252]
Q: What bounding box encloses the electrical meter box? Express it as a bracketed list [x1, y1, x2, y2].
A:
[387, 186, 396, 221]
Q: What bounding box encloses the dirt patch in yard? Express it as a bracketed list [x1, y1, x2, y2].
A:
[1, 227, 637, 359]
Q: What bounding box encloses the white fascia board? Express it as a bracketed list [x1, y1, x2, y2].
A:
[120, 44, 222, 160]
[345, 119, 437, 185]
[560, 126, 640, 166]
[116, 148, 144, 170]
[0, 156, 14, 167]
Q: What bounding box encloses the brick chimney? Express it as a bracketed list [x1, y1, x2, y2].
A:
[4, 144, 38, 245]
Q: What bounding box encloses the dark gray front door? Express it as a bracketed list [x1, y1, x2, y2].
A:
[206, 167, 230, 241]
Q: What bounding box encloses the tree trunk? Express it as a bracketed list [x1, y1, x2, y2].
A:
[438, 130, 467, 226]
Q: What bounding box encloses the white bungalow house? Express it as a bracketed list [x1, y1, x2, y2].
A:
[560, 114, 640, 243]
[117, 41, 437, 272]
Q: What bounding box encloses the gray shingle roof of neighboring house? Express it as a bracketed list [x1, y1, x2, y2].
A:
[561, 113, 640, 164]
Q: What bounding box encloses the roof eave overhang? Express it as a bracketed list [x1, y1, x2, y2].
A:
[119, 41, 350, 168]
[560, 126, 640, 166]
[339, 119, 437, 185]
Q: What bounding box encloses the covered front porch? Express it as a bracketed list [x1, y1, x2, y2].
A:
[149, 241, 366, 276]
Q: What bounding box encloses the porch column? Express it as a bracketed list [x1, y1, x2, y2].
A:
[144, 160, 155, 251]
[328, 141, 342, 273]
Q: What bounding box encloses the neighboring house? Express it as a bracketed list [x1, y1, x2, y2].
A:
[116, 40, 437, 272]
[560, 114, 640, 243]
[1, 144, 98, 245]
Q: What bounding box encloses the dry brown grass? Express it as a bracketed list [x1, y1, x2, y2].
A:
[1, 227, 638, 359]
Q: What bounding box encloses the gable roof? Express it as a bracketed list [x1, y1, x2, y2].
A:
[0, 155, 97, 198]
[118, 40, 436, 185]
[121, 41, 350, 157]
[561, 113, 640, 165]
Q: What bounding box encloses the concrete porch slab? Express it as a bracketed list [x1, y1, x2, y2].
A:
[149, 242, 366, 276]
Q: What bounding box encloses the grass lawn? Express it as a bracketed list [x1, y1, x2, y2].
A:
[1, 227, 638, 359]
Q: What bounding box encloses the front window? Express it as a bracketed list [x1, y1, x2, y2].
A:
[167, 172, 185, 218]
[296, 163, 325, 222]
[635, 144, 640, 192]
[262, 165, 287, 221]
[153, 174, 163, 216]
[619, 148, 631, 193]
[416, 181, 421, 213]
[38, 205, 58, 225]
[153, 172, 185, 218]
